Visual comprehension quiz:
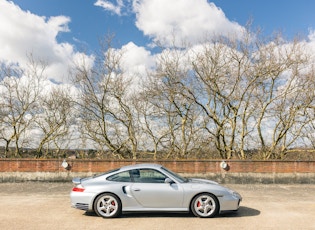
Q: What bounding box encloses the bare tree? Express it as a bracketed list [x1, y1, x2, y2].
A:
[189, 39, 250, 159]
[180, 31, 313, 159]
[0, 58, 45, 157]
[33, 86, 74, 158]
[288, 64, 315, 154]
[142, 47, 203, 159]
[250, 35, 310, 159]
[73, 36, 139, 159]
[134, 97, 169, 159]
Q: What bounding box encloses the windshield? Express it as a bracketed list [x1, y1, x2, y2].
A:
[161, 167, 189, 183]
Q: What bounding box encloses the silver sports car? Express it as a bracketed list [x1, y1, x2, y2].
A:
[70, 163, 242, 218]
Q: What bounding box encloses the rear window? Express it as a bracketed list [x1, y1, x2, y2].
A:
[107, 171, 131, 182]
[92, 168, 120, 178]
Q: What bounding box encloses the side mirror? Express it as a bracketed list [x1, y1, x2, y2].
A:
[164, 178, 174, 184]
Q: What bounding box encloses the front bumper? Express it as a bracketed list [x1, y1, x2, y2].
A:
[219, 191, 242, 211]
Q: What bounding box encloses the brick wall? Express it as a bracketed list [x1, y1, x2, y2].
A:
[1, 159, 314, 173]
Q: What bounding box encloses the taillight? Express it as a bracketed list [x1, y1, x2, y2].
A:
[72, 187, 85, 192]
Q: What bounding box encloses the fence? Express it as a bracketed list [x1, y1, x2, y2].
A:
[0, 159, 314, 183]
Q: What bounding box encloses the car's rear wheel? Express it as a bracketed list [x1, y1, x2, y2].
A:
[191, 193, 219, 218]
[94, 193, 121, 218]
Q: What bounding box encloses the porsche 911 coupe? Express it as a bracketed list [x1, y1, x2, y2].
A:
[70, 163, 242, 218]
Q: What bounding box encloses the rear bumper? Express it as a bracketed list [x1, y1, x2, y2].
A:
[72, 203, 89, 211]
[70, 191, 95, 211]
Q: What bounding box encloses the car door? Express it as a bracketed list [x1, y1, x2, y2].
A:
[129, 168, 184, 208]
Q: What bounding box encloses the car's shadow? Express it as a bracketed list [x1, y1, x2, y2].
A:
[218, 206, 260, 218]
[84, 206, 260, 219]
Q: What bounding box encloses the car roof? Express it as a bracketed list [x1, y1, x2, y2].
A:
[120, 163, 162, 171]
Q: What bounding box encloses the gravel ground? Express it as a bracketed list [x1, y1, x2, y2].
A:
[0, 182, 314, 230]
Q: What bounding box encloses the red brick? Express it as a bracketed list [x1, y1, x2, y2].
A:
[0, 159, 314, 174]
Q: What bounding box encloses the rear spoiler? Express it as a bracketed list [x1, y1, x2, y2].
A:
[72, 177, 82, 185]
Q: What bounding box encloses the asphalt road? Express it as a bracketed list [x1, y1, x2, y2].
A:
[0, 182, 314, 230]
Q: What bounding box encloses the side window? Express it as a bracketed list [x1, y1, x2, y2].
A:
[132, 169, 166, 183]
[107, 171, 131, 182]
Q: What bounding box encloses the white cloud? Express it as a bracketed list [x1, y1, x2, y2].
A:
[308, 29, 315, 41]
[94, 0, 125, 15]
[120, 42, 155, 75]
[111, 42, 155, 92]
[132, 0, 245, 47]
[0, 0, 93, 83]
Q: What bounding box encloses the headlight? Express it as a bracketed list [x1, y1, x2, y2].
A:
[232, 191, 242, 200]
[227, 189, 242, 199]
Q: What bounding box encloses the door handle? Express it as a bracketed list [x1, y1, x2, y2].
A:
[133, 188, 141, 191]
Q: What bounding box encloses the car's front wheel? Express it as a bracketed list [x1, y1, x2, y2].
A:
[191, 193, 219, 218]
[94, 193, 122, 218]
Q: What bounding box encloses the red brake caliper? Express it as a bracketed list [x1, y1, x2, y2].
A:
[197, 201, 201, 207]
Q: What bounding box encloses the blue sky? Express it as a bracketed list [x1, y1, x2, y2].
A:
[214, 0, 315, 37]
[1, 0, 315, 82]
[8, 0, 315, 49]
[8, 0, 143, 50]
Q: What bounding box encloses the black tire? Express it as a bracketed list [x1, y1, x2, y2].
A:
[191, 193, 219, 218]
[94, 193, 122, 218]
